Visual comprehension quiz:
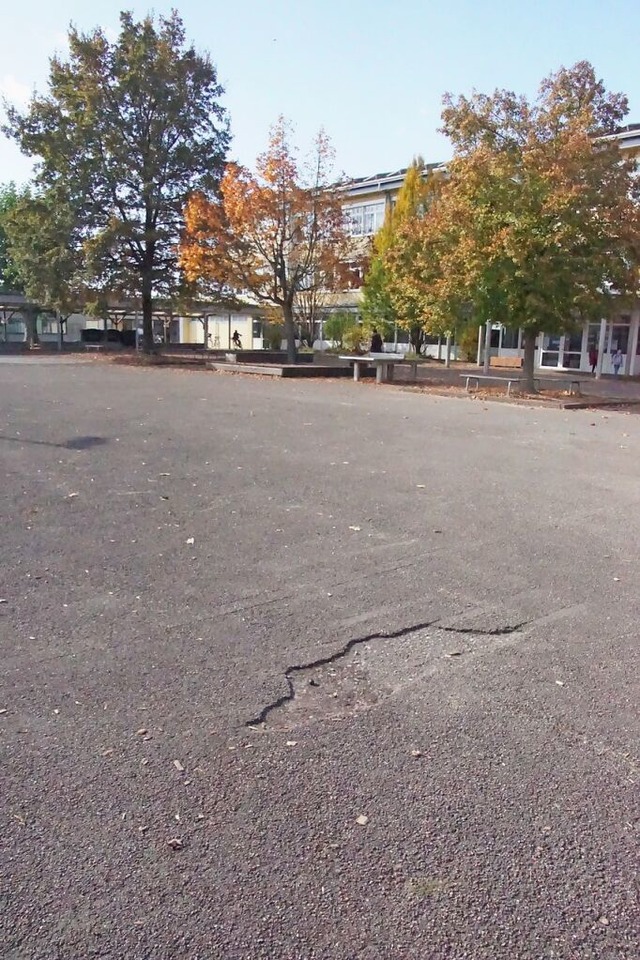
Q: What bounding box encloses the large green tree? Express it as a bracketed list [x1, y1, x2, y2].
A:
[390, 62, 640, 390]
[4, 11, 230, 352]
[0, 182, 26, 293]
[4, 188, 82, 321]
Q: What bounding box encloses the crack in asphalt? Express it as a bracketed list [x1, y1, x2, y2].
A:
[246, 617, 529, 727]
[439, 621, 529, 636]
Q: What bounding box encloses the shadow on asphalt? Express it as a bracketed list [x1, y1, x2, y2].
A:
[0, 434, 110, 450]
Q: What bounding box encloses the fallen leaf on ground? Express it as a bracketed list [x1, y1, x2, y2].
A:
[356, 815, 369, 826]
[136, 728, 148, 736]
[555, 680, 565, 687]
[186, 537, 195, 545]
[67, 492, 79, 498]
[286, 740, 298, 747]
[416, 484, 426, 488]
[167, 837, 183, 850]
[173, 760, 185, 772]
[411, 749, 422, 758]
[348, 525, 361, 532]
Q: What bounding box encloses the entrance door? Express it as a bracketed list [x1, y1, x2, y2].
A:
[540, 333, 561, 368]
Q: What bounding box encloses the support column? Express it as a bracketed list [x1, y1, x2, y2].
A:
[595, 318, 607, 380]
[437, 336, 442, 361]
[476, 325, 484, 367]
[628, 311, 639, 376]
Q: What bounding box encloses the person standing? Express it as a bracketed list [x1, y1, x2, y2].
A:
[612, 348, 623, 376]
[588, 345, 598, 375]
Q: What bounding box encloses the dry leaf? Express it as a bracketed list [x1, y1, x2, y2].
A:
[411, 749, 422, 758]
[286, 740, 298, 747]
[348, 525, 361, 532]
[555, 680, 565, 687]
[186, 537, 195, 545]
[173, 760, 185, 772]
[167, 837, 183, 850]
[136, 728, 148, 736]
[67, 492, 79, 499]
[356, 815, 369, 826]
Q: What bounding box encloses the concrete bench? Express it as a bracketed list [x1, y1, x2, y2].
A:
[83, 343, 105, 352]
[340, 354, 418, 384]
[532, 376, 587, 396]
[462, 373, 522, 395]
[462, 373, 587, 396]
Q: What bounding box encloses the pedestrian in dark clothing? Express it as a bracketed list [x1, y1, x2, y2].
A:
[588, 346, 598, 375]
[370, 329, 383, 353]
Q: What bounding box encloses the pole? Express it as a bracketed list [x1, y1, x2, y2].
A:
[445, 332, 452, 368]
[595, 318, 607, 380]
[483, 319, 492, 374]
[476, 324, 483, 367]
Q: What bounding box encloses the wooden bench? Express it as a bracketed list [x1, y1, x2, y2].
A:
[83, 343, 105, 352]
[462, 373, 587, 396]
[340, 354, 417, 384]
[490, 356, 523, 369]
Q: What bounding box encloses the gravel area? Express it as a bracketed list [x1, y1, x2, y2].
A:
[0, 359, 638, 959]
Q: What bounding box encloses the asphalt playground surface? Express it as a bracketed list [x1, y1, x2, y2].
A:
[0, 358, 638, 960]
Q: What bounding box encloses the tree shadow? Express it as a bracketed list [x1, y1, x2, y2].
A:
[0, 435, 110, 450]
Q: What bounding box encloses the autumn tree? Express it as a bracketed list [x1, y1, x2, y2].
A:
[391, 62, 640, 390]
[362, 158, 440, 354]
[4, 11, 229, 352]
[180, 117, 347, 363]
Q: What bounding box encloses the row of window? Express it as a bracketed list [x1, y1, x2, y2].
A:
[344, 202, 386, 237]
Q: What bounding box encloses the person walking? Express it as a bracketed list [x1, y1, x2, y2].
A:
[612, 348, 623, 376]
[232, 330, 242, 350]
[588, 345, 598, 375]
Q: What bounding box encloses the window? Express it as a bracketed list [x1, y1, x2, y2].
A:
[344, 202, 385, 236]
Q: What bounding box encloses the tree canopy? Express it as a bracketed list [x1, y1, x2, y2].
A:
[0, 182, 27, 294]
[361, 158, 439, 354]
[180, 117, 347, 362]
[386, 62, 640, 387]
[4, 10, 230, 351]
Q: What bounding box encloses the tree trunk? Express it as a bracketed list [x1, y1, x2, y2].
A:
[141, 267, 154, 354]
[445, 332, 452, 368]
[283, 301, 297, 364]
[24, 307, 39, 348]
[203, 315, 209, 350]
[522, 328, 537, 392]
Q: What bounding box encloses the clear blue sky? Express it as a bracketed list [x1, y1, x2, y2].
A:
[2, 0, 640, 185]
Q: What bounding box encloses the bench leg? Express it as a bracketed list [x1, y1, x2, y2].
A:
[376, 364, 384, 384]
[353, 362, 361, 382]
[386, 363, 394, 382]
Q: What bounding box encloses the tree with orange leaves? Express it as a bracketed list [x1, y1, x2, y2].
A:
[387, 62, 640, 390]
[181, 117, 347, 362]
